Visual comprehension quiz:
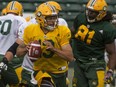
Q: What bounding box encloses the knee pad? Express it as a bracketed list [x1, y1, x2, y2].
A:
[40, 79, 54, 87]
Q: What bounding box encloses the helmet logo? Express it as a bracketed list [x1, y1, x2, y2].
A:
[103, 6, 107, 11]
[37, 11, 41, 17]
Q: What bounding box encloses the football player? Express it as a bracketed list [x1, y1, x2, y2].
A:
[0, 1, 26, 87]
[17, 3, 74, 87]
[71, 0, 116, 87]
[17, 1, 69, 85]
[17, 1, 70, 86]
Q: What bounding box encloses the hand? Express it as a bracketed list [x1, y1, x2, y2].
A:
[0, 62, 7, 73]
[43, 40, 54, 51]
[0, 57, 8, 73]
[104, 69, 113, 84]
[26, 42, 31, 51]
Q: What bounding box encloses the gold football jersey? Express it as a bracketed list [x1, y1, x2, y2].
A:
[23, 24, 71, 73]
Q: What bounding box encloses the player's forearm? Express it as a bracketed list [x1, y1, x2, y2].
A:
[52, 48, 74, 62]
[4, 52, 14, 61]
[4, 42, 19, 61]
[108, 54, 116, 71]
[105, 42, 116, 71]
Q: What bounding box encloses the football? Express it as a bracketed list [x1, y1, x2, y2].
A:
[28, 40, 42, 62]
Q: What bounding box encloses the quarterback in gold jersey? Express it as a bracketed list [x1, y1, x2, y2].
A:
[19, 3, 74, 87]
[24, 24, 71, 73]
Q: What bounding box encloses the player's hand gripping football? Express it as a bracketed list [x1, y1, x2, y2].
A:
[43, 40, 54, 51]
[26, 42, 32, 51]
[104, 69, 113, 84]
[27, 40, 42, 62]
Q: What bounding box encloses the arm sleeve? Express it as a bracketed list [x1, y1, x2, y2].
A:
[60, 26, 71, 46]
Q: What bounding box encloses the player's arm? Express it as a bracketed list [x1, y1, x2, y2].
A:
[104, 41, 116, 83]
[105, 41, 116, 70]
[0, 38, 23, 73]
[3, 22, 27, 61]
[16, 42, 27, 57]
[43, 40, 75, 62]
[4, 38, 23, 61]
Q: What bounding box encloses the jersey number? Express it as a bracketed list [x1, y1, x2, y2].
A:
[75, 25, 95, 44]
[0, 20, 12, 35]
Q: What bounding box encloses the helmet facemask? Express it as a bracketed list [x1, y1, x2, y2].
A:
[44, 15, 58, 31]
[86, 8, 99, 23]
[86, 0, 107, 23]
[36, 3, 58, 31]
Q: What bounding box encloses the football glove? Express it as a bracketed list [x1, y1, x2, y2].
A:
[0, 57, 8, 73]
[104, 69, 113, 84]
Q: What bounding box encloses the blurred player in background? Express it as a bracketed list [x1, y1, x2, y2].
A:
[1, 8, 7, 16]
[0, 1, 26, 87]
[25, 16, 33, 22]
[71, 0, 116, 87]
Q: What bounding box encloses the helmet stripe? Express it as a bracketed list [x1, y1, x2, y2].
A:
[90, 0, 96, 7]
[45, 3, 56, 14]
[10, 1, 15, 10]
[50, 5, 56, 13]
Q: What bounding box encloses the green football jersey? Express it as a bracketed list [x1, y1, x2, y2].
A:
[72, 13, 116, 62]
